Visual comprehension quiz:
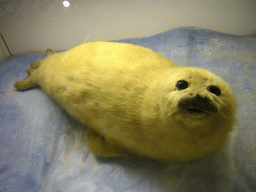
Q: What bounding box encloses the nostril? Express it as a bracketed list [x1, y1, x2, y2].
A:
[195, 94, 208, 101]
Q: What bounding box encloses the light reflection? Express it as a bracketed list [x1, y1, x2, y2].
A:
[63, 1, 70, 8]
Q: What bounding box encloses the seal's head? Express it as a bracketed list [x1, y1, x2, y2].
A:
[162, 67, 236, 130]
[143, 67, 237, 161]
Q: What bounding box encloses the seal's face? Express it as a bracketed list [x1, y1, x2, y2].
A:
[161, 67, 236, 129]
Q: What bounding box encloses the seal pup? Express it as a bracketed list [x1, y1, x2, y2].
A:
[14, 41, 236, 161]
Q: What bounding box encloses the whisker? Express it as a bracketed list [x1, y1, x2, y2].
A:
[219, 110, 227, 118]
[84, 34, 90, 43]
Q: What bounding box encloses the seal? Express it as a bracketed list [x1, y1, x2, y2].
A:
[14, 41, 237, 161]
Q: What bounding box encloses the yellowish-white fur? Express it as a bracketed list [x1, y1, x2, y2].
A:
[14, 41, 236, 161]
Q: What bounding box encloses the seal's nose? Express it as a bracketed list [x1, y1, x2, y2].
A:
[178, 94, 218, 113]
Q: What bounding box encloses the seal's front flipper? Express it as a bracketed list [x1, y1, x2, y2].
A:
[84, 128, 130, 157]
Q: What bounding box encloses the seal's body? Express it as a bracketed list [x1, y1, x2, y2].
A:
[14, 42, 236, 161]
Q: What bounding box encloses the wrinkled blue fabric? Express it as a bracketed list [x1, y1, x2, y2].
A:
[0, 27, 255, 192]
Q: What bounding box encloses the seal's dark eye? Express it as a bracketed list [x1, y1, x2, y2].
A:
[208, 85, 221, 96]
[176, 80, 189, 90]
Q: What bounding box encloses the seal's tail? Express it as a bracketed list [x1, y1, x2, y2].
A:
[14, 49, 55, 90]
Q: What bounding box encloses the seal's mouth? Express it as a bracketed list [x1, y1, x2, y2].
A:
[186, 108, 205, 114]
[178, 94, 217, 116]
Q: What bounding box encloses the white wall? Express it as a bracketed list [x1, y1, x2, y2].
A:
[0, 0, 256, 55]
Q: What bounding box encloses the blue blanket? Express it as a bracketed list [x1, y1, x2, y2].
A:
[0, 27, 255, 192]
